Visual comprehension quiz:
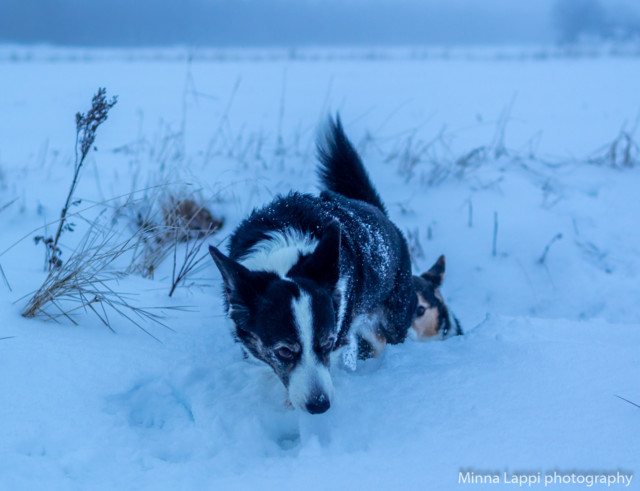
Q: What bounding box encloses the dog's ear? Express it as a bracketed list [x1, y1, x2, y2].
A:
[421, 255, 445, 287]
[289, 222, 340, 287]
[209, 245, 273, 311]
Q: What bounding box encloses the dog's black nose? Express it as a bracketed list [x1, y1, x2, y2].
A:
[305, 394, 331, 414]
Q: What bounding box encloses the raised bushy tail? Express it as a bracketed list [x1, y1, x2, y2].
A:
[317, 116, 387, 216]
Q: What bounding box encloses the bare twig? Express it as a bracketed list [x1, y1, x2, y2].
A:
[169, 226, 217, 297]
[0, 263, 11, 292]
[0, 199, 15, 291]
[538, 233, 563, 264]
[492, 211, 499, 257]
[405, 227, 425, 268]
[46, 88, 118, 271]
[276, 69, 287, 157]
[492, 96, 516, 159]
[615, 395, 640, 410]
[0, 198, 18, 213]
[205, 76, 242, 162]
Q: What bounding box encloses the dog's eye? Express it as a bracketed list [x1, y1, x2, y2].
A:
[275, 346, 294, 361]
[320, 337, 335, 352]
[416, 305, 426, 317]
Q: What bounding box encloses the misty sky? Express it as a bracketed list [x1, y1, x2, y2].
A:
[0, 0, 637, 47]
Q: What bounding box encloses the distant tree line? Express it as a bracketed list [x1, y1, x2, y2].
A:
[553, 0, 640, 43]
[0, 0, 544, 46]
[2, 0, 639, 47]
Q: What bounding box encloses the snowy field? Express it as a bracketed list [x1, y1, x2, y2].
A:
[0, 46, 639, 490]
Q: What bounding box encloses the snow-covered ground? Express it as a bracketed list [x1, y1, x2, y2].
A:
[0, 46, 639, 490]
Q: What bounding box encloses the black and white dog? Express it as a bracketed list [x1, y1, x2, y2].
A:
[209, 117, 416, 414]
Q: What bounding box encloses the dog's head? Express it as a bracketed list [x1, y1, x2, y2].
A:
[411, 255, 462, 341]
[209, 224, 341, 414]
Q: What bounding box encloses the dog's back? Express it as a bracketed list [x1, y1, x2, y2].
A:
[316, 117, 415, 350]
[317, 119, 461, 345]
[228, 190, 414, 347]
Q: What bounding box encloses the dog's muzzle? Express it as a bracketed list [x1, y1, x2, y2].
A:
[288, 363, 334, 414]
[305, 391, 331, 414]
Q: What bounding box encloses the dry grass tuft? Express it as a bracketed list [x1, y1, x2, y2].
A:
[588, 127, 640, 168]
[121, 191, 224, 281]
[21, 218, 185, 338]
[168, 221, 220, 297]
[163, 198, 224, 242]
[405, 227, 425, 268]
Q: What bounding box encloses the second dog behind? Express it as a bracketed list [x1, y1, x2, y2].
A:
[411, 255, 463, 341]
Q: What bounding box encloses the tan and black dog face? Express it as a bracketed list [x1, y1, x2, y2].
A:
[411, 255, 462, 341]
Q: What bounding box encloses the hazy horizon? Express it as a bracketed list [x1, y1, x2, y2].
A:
[1, 0, 638, 47]
[1, 0, 555, 47]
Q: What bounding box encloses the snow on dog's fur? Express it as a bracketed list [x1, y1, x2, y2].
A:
[209, 116, 416, 414]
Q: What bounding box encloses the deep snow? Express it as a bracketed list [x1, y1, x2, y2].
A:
[0, 46, 639, 490]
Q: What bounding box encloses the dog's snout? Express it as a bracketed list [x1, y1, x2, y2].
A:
[305, 392, 331, 414]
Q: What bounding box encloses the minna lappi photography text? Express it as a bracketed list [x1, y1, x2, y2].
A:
[459, 469, 634, 487]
